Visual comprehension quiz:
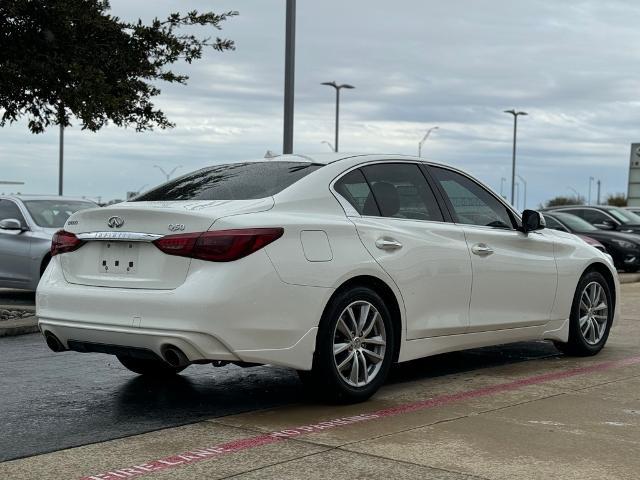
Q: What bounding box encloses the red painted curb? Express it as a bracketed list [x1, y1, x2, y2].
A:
[81, 355, 640, 480]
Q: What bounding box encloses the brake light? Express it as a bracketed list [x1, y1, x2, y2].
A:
[51, 230, 84, 256]
[153, 228, 284, 262]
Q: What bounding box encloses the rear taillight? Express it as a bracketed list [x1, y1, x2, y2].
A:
[153, 228, 284, 262]
[51, 230, 84, 256]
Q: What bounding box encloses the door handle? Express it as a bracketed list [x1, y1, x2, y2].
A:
[471, 243, 494, 256]
[375, 238, 403, 250]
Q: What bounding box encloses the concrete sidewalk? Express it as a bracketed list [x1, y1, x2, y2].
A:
[2, 284, 639, 479]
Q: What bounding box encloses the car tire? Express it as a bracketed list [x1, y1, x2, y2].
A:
[554, 271, 613, 356]
[117, 355, 186, 376]
[298, 286, 395, 404]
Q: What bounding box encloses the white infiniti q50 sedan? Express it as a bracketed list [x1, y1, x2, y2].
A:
[37, 154, 619, 402]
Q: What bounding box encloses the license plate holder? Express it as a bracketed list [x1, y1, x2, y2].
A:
[99, 242, 140, 274]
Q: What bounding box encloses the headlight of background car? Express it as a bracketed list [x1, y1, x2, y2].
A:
[611, 239, 637, 249]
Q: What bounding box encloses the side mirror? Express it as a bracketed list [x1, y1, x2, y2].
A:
[522, 210, 545, 233]
[594, 219, 616, 230]
[0, 218, 24, 231]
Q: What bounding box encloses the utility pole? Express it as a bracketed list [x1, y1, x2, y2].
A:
[282, 0, 296, 154]
[597, 180, 601, 205]
[588, 176, 594, 205]
[59, 106, 64, 196]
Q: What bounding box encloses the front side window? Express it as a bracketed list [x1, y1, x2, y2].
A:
[359, 163, 444, 221]
[0, 200, 26, 224]
[429, 167, 514, 229]
[135, 162, 323, 201]
[23, 200, 95, 228]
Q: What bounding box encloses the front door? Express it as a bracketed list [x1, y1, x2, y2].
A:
[428, 166, 558, 331]
[334, 162, 472, 339]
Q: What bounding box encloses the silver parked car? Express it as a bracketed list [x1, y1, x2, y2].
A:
[0, 196, 97, 290]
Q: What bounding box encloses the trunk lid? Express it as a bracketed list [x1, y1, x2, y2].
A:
[59, 199, 273, 289]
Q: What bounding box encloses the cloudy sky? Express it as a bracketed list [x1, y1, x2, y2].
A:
[2, 0, 640, 208]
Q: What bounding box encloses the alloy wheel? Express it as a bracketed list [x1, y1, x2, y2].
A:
[332, 300, 387, 387]
[579, 281, 609, 345]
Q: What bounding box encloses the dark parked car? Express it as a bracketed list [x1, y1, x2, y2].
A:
[544, 205, 640, 235]
[544, 211, 640, 272]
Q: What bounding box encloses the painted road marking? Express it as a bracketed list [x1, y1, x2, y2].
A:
[81, 355, 640, 480]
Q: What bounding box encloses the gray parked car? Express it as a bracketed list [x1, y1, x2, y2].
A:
[0, 195, 97, 290]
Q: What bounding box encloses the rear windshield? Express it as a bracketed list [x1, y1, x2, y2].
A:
[134, 162, 323, 201]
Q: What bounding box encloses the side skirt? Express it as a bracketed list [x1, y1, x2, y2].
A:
[398, 319, 569, 363]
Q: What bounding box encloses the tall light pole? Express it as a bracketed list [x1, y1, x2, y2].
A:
[154, 165, 182, 182]
[515, 182, 520, 210]
[588, 176, 595, 205]
[597, 180, 601, 205]
[567, 186, 580, 202]
[321, 81, 355, 152]
[500, 177, 507, 198]
[504, 109, 528, 206]
[516, 174, 527, 209]
[282, 0, 296, 154]
[418, 126, 439, 157]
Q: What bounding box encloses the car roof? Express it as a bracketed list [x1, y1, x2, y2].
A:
[0, 195, 96, 202]
[264, 152, 440, 165]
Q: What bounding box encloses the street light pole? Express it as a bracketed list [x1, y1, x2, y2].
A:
[321, 81, 355, 152]
[504, 109, 528, 206]
[282, 0, 296, 154]
[597, 180, 601, 205]
[588, 176, 595, 205]
[516, 174, 527, 209]
[153, 165, 183, 182]
[515, 182, 520, 210]
[418, 126, 439, 157]
[321, 141, 335, 152]
[500, 177, 507, 198]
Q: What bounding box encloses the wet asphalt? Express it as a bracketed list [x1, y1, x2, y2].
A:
[0, 331, 559, 463]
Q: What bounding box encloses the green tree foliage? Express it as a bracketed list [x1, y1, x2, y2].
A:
[0, 0, 237, 133]
[545, 195, 585, 208]
[606, 193, 627, 207]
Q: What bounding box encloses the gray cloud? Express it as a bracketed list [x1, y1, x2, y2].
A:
[1, 0, 639, 207]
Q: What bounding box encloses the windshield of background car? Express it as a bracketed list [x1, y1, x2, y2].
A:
[608, 207, 640, 224]
[23, 200, 96, 228]
[134, 162, 324, 201]
[553, 212, 598, 232]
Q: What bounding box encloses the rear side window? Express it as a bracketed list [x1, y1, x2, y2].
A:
[135, 162, 323, 201]
[361, 163, 444, 221]
[334, 169, 376, 215]
[544, 216, 568, 232]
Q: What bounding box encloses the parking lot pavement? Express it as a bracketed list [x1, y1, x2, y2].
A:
[1, 285, 640, 480]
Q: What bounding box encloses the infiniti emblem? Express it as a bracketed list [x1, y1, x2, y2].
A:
[107, 216, 125, 229]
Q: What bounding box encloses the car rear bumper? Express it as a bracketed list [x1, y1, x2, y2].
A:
[37, 253, 331, 370]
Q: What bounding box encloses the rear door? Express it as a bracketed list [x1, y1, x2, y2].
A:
[335, 162, 472, 339]
[428, 166, 558, 331]
[0, 200, 31, 286]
